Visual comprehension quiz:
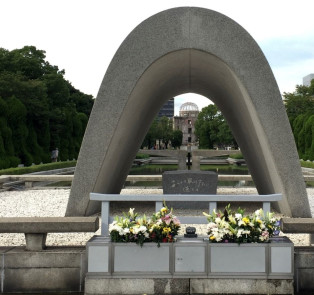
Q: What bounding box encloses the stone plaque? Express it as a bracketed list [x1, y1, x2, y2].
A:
[162, 170, 218, 209]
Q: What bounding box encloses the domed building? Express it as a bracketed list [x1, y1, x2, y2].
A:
[174, 102, 199, 145]
[179, 102, 199, 117]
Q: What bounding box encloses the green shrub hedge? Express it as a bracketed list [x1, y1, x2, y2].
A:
[228, 153, 244, 159]
[0, 161, 76, 176]
[300, 160, 314, 169]
[135, 153, 149, 159]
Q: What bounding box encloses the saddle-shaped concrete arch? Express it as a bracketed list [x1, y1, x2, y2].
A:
[66, 7, 311, 217]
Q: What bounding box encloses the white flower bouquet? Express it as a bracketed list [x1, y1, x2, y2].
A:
[109, 204, 181, 247]
[203, 204, 280, 243]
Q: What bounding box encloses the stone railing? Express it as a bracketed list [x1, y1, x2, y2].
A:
[280, 218, 314, 234]
[0, 216, 99, 250]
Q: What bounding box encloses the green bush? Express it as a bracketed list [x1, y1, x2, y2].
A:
[135, 153, 149, 159]
[300, 160, 314, 169]
[0, 160, 76, 176]
[228, 153, 243, 159]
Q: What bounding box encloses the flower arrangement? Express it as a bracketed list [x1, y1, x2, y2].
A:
[203, 204, 280, 243]
[109, 205, 181, 247]
[149, 205, 181, 246]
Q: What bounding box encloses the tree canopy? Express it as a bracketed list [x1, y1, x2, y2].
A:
[194, 105, 237, 149]
[283, 80, 314, 160]
[0, 46, 94, 169]
[141, 116, 182, 149]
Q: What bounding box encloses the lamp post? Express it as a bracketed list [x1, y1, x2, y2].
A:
[187, 144, 191, 170]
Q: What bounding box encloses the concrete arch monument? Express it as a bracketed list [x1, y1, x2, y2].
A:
[66, 7, 311, 217]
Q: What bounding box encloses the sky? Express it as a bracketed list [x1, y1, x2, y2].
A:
[1, 0, 314, 115]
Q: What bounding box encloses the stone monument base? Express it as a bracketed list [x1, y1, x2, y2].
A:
[85, 278, 293, 295]
[85, 236, 294, 294]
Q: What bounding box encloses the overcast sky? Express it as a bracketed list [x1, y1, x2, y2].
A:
[1, 0, 314, 115]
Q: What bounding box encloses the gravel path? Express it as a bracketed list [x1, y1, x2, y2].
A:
[0, 187, 313, 247]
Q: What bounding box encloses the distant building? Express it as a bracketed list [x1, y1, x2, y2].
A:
[158, 98, 174, 118]
[173, 102, 199, 146]
[303, 74, 314, 86]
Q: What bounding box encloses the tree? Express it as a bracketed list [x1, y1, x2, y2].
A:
[195, 105, 236, 149]
[284, 81, 314, 160]
[0, 46, 94, 167]
[141, 118, 158, 149]
[10, 46, 47, 79]
[172, 130, 183, 148]
[156, 116, 173, 149]
[303, 115, 314, 160]
[142, 116, 180, 149]
[68, 82, 94, 116]
[283, 82, 314, 124]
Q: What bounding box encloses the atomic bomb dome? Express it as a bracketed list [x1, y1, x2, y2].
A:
[180, 102, 199, 112]
[179, 102, 199, 117]
[174, 101, 200, 145]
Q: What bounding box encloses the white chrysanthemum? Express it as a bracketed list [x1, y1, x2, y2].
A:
[132, 226, 140, 234]
[212, 231, 223, 242]
[255, 209, 263, 217]
[139, 225, 147, 233]
[235, 213, 242, 219]
[109, 223, 122, 233]
[207, 222, 217, 229]
[211, 227, 219, 233]
[132, 225, 147, 235]
[123, 228, 130, 234]
[222, 228, 230, 235]
[236, 229, 243, 238]
[238, 220, 244, 226]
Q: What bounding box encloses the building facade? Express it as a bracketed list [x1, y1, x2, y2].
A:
[303, 74, 314, 86]
[173, 102, 199, 146]
[158, 98, 174, 118]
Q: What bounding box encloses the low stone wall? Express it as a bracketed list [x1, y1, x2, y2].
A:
[295, 246, 314, 293]
[0, 246, 86, 293]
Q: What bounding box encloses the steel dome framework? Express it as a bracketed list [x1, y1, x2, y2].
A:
[180, 102, 199, 112]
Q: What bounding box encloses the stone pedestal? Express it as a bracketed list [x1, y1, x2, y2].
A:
[85, 236, 294, 295]
[25, 233, 47, 251]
